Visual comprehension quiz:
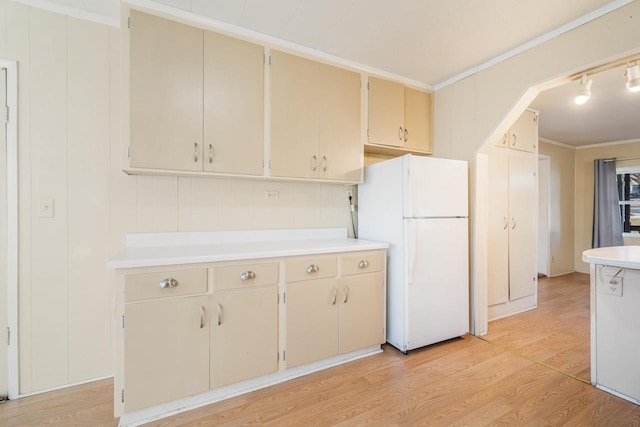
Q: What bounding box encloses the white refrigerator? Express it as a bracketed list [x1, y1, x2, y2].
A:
[358, 154, 469, 353]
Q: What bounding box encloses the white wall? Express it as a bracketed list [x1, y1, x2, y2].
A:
[1, 0, 355, 394]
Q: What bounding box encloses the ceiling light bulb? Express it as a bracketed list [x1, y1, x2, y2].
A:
[625, 63, 640, 93]
[575, 74, 592, 105]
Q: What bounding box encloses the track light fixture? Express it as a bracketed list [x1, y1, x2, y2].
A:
[574, 74, 592, 105]
[625, 62, 640, 93]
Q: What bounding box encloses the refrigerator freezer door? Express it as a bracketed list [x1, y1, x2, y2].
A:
[405, 217, 469, 350]
[403, 155, 468, 218]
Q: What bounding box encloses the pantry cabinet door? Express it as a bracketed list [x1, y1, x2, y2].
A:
[129, 10, 203, 171]
[203, 31, 264, 176]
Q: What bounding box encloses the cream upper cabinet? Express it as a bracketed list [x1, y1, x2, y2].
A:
[203, 31, 264, 176]
[368, 77, 405, 148]
[339, 272, 385, 354]
[128, 10, 204, 171]
[367, 77, 433, 154]
[127, 11, 265, 175]
[270, 50, 362, 182]
[210, 286, 278, 388]
[496, 110, 538, 153]
[124, 295, 209, 412]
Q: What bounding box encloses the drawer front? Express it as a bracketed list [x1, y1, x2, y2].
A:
[213, 262, 279, 291]
[125, 268, 208, 302]
[286, 256, 337, 283]
[342, 251, 385, 276]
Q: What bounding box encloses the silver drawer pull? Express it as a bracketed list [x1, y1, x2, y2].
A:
[343, 286, 349, 303]
[331, 287, 337, 305]
[240, 271, 256, 281]
[158, 278, 178, 289]
[306, 264, 320, 274]
[358, 260, 370, 269]
[216, 304, 223, 326]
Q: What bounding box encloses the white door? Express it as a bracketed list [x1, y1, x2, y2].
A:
[0, 67, 7, 397]
[404, 155, 468, 218]
[405, 218, 469, 350]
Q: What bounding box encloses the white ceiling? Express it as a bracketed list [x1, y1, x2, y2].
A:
[17, 0, 639, 147]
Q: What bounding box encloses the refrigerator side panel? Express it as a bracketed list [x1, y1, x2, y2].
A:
[358, 157, 406, 351]
[404, 155, 468, 218]
[406, 217, 469, 350]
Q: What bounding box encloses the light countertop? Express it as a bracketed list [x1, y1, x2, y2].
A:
[582, 246, 640, 270]
[108, 228, 389, 269]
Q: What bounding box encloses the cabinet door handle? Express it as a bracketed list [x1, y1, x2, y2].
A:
[158, 278, 178, 289]
[502, 134, 507, 146]
[398, 126, 403, 141]
[343, 286, 349, 303]
[208, 144, 214, 163]
[503, 217, 508, 230]
[240, 271, 256, 281]
[321, 156, 327, 172]
[306, 264, 320, 274]
[216, 304, 223, 326]
[511, 134, 517, 146]
[511, 217, 517, 229]
[358, 259, 369, 269]
[194, 142, 199, 163]
[311, 155, 317, 172]
[404, 128, 408, 142]
[331, 287, 337, 305]
[199, 306, 205, 329]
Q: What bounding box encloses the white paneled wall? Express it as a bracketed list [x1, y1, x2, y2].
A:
[0, 0, 356, 394]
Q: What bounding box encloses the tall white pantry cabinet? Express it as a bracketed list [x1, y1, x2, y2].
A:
[487, 110, 539, 320]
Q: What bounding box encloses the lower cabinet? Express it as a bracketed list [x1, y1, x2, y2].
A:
[285, 278, 340, 368]
[339, 272, 385, 354]
[116, 249, 386, 418]
[210, 286, 278, 388]
[124, 295, 209, 412]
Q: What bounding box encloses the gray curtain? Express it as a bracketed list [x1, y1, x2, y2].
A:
[592, 159, 624, 248]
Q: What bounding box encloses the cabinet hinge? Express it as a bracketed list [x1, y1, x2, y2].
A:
[127, 17, 130, 29]
[277, 352, 279, 363]
[121, 315, 125, 329]
[127, 146, 130, 159]
[367, 81, 370, 90]
[283, 292, 286, 304]
[269, 55, 271, 65]
[3, 105, 8, 124]
[367, 128, 369, 138]
[283, 350, 286, 361]
[6, 327, 9, 346]
[121, 389, 125, 403]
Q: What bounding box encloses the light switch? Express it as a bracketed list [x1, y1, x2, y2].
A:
[39, 198, 55, 218]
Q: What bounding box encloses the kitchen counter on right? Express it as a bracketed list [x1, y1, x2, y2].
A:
[583, 246, 640, 405]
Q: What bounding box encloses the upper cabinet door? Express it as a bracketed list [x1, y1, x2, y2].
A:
[317, 63, 362, 182]
[509, 110, 538, 153]
[203, 31, 264, 176]
[368, 77, 405, 147]
[129, 10, 203, 171]
[270, 50, 319, 179]
[403, 87, 432, 153]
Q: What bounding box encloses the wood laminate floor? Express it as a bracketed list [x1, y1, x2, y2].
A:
[2, 272, 638, 426]
[485, 272, 591, 382]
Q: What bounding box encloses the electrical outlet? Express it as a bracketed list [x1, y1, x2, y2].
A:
[606, 277, 623, 297]
[346, 189, 353, 202]
[264, 190, 279, 200]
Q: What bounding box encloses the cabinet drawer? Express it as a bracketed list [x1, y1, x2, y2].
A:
[213, 262, 279, 291]
[341, 251, 385, 276]
[286, 256, 337, 282]
[125, 269, 208, 302]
